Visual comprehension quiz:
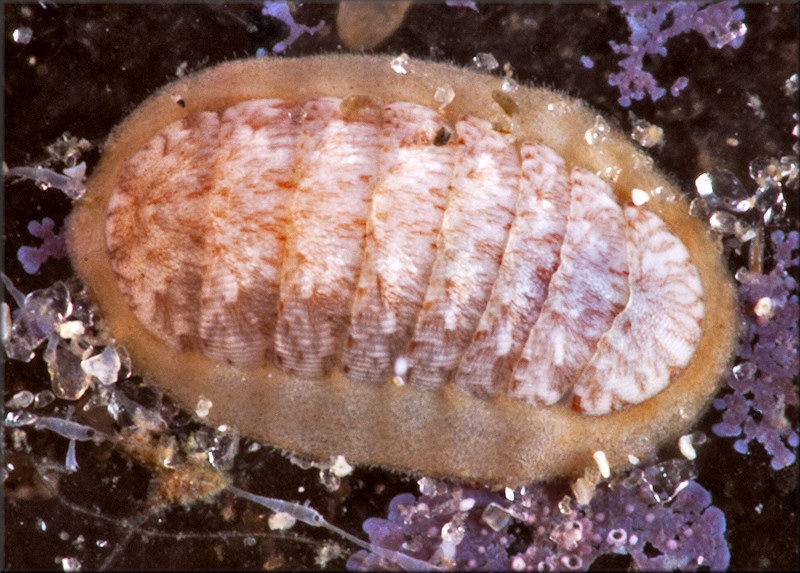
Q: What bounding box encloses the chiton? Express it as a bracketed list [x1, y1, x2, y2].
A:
[67, 54, 738, 485]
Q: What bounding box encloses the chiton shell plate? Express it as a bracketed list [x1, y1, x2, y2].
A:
[67, 55, 737, 484]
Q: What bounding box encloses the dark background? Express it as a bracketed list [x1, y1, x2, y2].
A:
[4, 3, 798, 570]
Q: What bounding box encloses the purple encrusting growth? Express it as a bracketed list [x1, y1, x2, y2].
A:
[17, 217, 68, 275]
[347, 465, 729, 571]
[713, 230, 799, 470]
[609, 2, 746, 106]
[261, 1, 325, 54]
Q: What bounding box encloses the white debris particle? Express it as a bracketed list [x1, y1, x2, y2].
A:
[315, 542, 344, 567]
[679, 434, 697, 460]
[754, 296, 773, 320]
[504, 486, 514, 501]
[593, 450, 610, 479]
[390, 53, 410, 74]
[330, 454, 353, 478]
[511, 555, 526, 571]
[268, 511, 297, 531]
[195, 397, 213, 418]
[459, 497, 476, 512]
[60, 556, 81, 571]
[1, 302, 11, 344]
[57, 320, 85, 340]
[393, 356, 408, 377]
[631, 188, 650, 206]
[628, 454, 641, 465]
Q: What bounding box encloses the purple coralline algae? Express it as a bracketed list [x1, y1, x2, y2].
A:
[17, 217, 68, 275]
[347, 462, 729, 571]
[713, 229, 799, 470]
[609, 2, 746, 106]
[261, 1, 325, 54]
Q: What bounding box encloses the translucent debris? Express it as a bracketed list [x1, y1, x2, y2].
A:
[441, 515, 466, 544]
[735, 220, 756, 243]
[754, 181, 786, 224]
[472, 52, 498, 71]
[689, 197, 710, 221]
[732, 361, 757, 381]
[390, 53, 410, 74]
[418, 477, 443, 496]
[481, 502, 513, 531]
[709, 211, 737, 234]
[433, 85, 455, 109]
[46, 343, 93, 401]
[746, 93, 765, 119]
[549, 519, 584, 551]
[195, 397, 213, 418]
[2, 278, 72, 362]
[694, 169, 754, 213]
[45, 133, 93, 167]
[580, 55, 594, 69]
[501, 77, 519, 93]
[34, 390, 55, 409]
[629, 113, 664, 148]
[319, 468, 341, 492]
[784, 73, 799, 97]
[12, 27, 33, 44]
[641, 459, 697, 503]
[60, 556, 81, 572]
[6, 390, 34, 409]
[779, 155, 798, 189]
[558, 494, 573, 515]
[80, 345, 122, 386]
[4, 409, 37, 427]
[584, 115, 610, 145]
[315, 543, 344, 568]
[748, 156, 782, 185]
